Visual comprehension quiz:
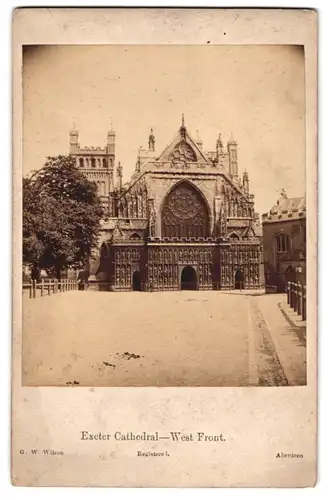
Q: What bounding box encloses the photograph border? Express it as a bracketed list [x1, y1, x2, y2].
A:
[12, 7, 317, 487]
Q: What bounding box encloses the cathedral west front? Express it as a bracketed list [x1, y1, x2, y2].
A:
[69, 116, 262, 292]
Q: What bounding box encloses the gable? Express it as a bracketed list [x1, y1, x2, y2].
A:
[157, 131, 209, 164]
[242, 226, 256, 238]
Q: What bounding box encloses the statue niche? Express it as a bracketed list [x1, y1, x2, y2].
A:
[161, 182, 209, 238]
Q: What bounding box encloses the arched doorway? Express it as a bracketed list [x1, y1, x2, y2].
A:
[181, 266, 198, 290]
[235, 268, 244, 290]
[132, 271, 141, 291]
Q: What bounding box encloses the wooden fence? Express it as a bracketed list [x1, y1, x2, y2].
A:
[23, 279, 79, 299]
[287, 281, 306, 321]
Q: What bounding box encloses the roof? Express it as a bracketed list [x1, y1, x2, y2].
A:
[262, 190, 306, 223]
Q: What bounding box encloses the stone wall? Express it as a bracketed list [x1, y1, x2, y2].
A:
[262, 217, 306, 291]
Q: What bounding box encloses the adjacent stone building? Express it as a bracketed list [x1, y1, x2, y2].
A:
[69, 117, 262, 291]
[262, 190, 306, 292]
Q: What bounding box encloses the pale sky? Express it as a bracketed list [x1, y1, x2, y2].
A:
[23, 44, 305, 216]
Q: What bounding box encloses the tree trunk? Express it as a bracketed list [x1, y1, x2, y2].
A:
[55, 266, 62, 280]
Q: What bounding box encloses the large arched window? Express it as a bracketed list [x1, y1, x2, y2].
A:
[161, 182, 209, 238]
[276, 233, 290, 252]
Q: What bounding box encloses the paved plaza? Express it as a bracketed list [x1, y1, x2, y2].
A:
[22, 290, 306, 387]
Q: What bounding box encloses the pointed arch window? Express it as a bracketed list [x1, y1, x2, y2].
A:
[161, 182, 209, 238]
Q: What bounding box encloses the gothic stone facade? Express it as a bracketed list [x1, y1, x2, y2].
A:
[69, 118, 262, 291]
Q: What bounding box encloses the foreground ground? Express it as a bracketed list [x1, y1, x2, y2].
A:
[22, 290, 306, 387]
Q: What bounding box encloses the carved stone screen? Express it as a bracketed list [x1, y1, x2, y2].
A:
[161, 182, 209, 238]
[169, 141, 197, 163]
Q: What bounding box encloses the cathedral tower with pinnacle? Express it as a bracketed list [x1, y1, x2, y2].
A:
[69, 124, 116, 209]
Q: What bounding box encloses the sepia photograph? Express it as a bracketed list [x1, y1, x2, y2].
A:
[11, 7, 318, 488]
[22, 44, 307, 388]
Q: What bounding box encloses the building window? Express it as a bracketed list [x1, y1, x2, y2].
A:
[79, 158, 84, 168]
[276, 233, 290, 252]
[161, 181, 209, 239]
[91, 158, 96, 169]
[103, 159, 107, 168]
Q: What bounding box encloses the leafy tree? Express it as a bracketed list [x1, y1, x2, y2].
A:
[23, 155, 103, 280]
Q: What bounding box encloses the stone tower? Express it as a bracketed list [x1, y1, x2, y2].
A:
[68, 125, 116, 211]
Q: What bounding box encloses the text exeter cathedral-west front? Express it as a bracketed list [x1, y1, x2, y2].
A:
[69, 116, 262, 292]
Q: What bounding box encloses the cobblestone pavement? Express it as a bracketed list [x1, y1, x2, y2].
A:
[22, 291, 306, 387]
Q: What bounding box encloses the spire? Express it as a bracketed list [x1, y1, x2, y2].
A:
[69, 122, 78, 137]
[216, 133, 224, 152]
[69, 123, 79, 152]
[117, 161, 123, 191]
[148, 128, 155, 151]
[135, 158, 141, 173]
[107, 123, 115, 138]
[242, 169, 249, 192]
[227, 132, 238, 176]
[227, 133, 237, 145]
[179, 113, 187, 139]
